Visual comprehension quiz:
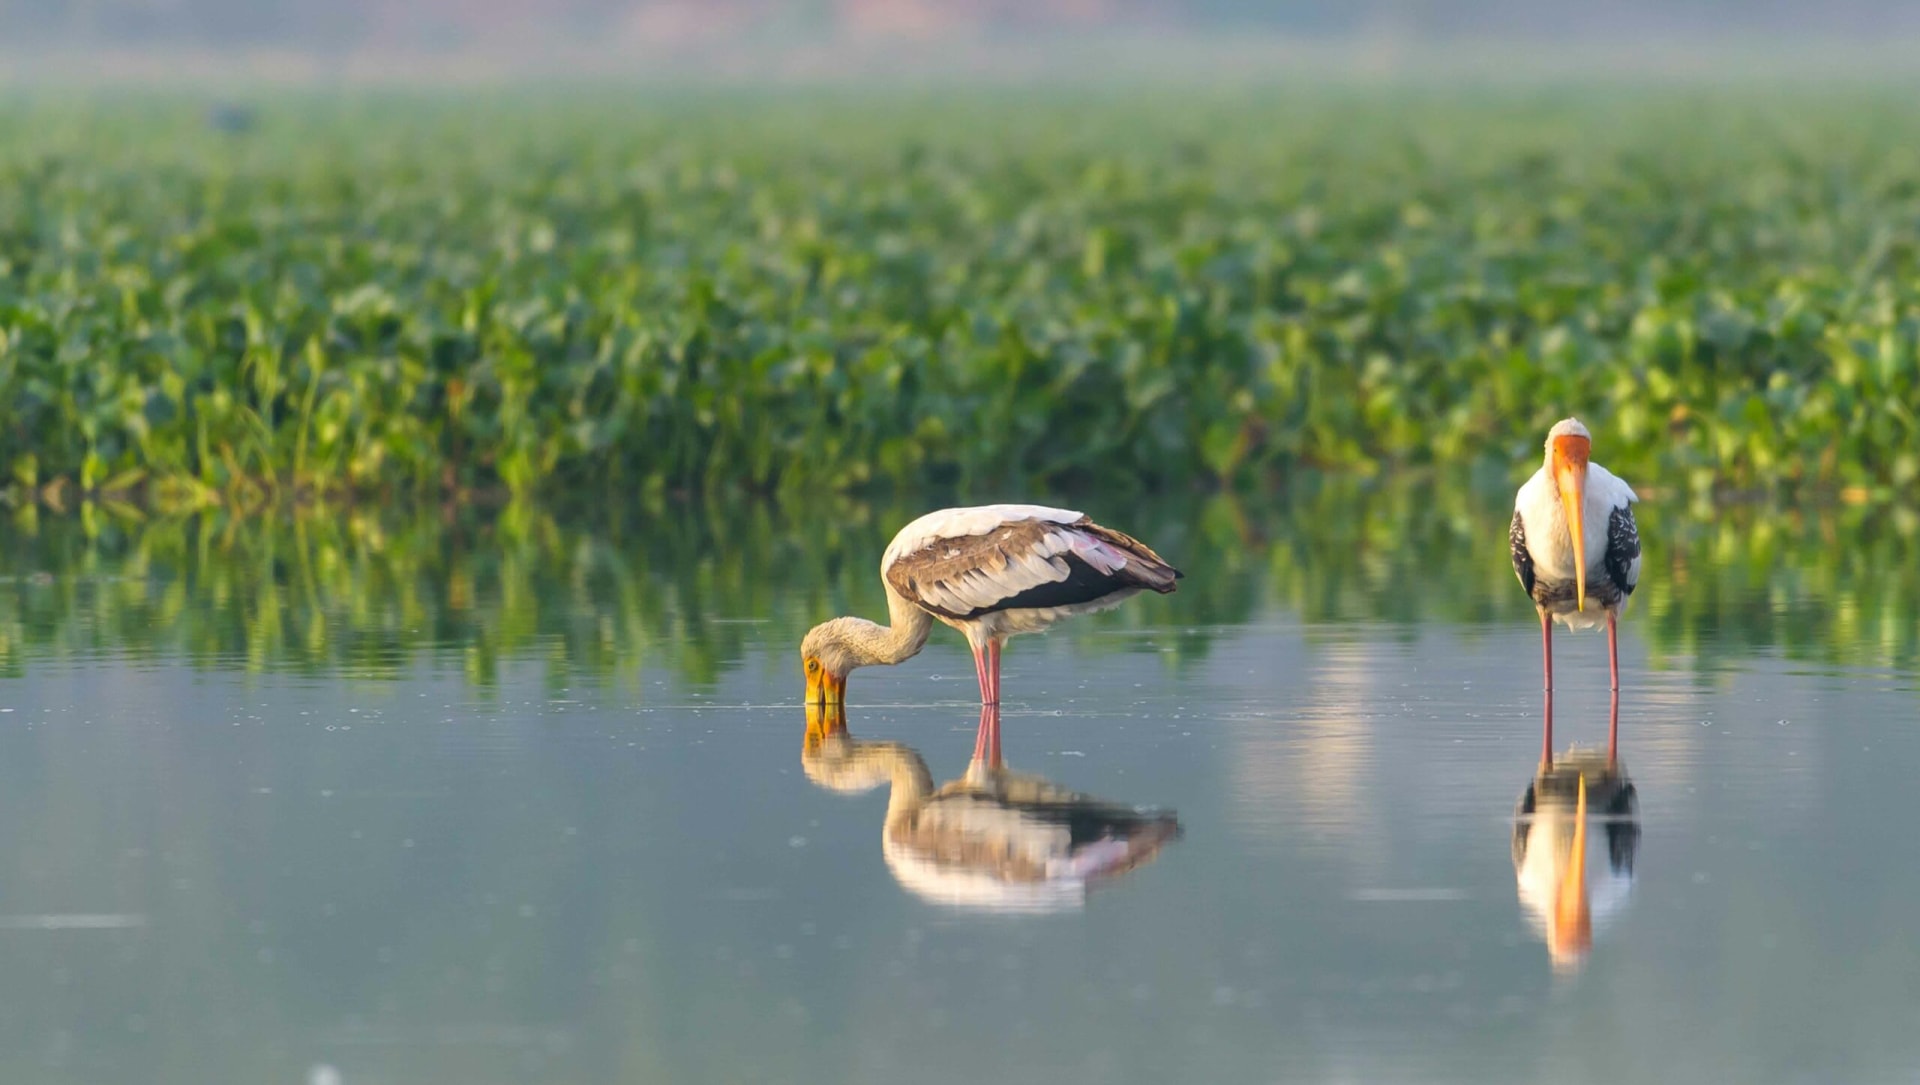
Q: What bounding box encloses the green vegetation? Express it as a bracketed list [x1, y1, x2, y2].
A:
[1, 89, 1916, 507]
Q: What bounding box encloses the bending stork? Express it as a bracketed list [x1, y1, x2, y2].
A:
[801, 504, 1180, 754]
[1511, 418, 1641, 708]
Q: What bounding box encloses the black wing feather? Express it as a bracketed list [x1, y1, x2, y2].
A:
[1509, 510, 1535, 597]
[970, 552, 1128, 617]
[1604, 504, 1640, 597]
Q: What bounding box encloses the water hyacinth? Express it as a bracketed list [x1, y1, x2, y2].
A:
[0, 89, 1915, 507]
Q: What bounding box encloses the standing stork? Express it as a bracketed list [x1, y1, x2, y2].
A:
[1511, 419, 1641, 721]
[801, 504, 1180, 759]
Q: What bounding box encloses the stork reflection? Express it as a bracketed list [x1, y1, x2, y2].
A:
[803, 703, 1181, 913]
[1512, 693, 1640, 972]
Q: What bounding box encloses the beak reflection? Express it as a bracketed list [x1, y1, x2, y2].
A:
[1512, 746, 1639, 974]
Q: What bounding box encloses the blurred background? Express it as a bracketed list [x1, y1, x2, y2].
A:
[3, 0, 1919, 83]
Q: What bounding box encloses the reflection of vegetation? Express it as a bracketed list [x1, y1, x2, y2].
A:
[0, 492, 1257, 689]
[0, 499, 821, 688]
[2, 93, 1917, 504]
[0, 484, 1914, 684]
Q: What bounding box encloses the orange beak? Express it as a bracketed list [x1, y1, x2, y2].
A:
[1552, 434, 1591, 612]
[1550, 773, 1592, 968]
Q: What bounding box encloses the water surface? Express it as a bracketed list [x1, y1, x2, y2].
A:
[0, 488, 1915, 1083]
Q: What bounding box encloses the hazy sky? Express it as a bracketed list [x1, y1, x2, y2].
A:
[4, 0, 1918, 49]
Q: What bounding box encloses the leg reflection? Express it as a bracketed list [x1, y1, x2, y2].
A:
[970, 702, 1002, 768]
[1607, 687, 1620, 765]
[1540, 687, 1554, 770]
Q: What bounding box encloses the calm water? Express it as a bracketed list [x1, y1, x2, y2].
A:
[1, 488, 1916, 1084]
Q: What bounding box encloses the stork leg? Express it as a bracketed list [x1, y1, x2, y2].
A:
[1607, 688, 1620, 766]
[986, 638, 1003, 707]
[967, 639, 997, 770]
[1539, 607, 1554, 693]
[979, 642, 1005, 762]
[1606, 608, 1620, 693]
[1539, 607, 1555, 769]
[968, 642, 990, 705]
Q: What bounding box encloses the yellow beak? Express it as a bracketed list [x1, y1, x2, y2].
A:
[1553, 437, 1590, 612]
[805, 668, 846, 707]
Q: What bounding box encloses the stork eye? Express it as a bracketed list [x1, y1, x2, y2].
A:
[806, 659, 819, 673]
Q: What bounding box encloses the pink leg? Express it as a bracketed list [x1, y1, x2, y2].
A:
[1607, 609, 1620, 692]
[970, 642, 989, 702]
[1607, 688, 1620, 766]
[985, 638, 1003, 707]
[1540, 608, 1554, 693]
[1539, 608, 1554, 768]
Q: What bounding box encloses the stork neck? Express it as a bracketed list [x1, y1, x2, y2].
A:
[866, 582, 932, 665]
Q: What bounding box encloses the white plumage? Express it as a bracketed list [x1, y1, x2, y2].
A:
[1510, 418, 1643, 701]
[881, 503, 1085, 567]
[1514, 460, 1640, 631]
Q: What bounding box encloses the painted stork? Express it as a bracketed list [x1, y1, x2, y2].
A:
[803, 702, 1182, 913]
[1511, 746, 1639, 973]
[801, 504, 1181, 755]
[1511, 418, 1641, 704]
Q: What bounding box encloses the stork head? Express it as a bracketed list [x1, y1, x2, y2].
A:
[1545, 418, 1592, 612]
[801, 620, 857, 706]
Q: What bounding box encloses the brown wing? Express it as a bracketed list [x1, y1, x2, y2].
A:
[885, 516, 1181, 620]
